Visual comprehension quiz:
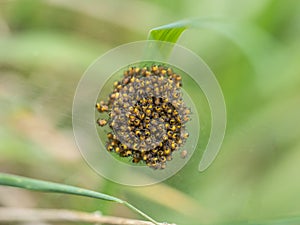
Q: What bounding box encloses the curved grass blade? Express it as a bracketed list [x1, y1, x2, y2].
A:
[148, 18, 278, 171]
[148, 18, 278, 70]
[0, 173, 160, 225]
[0, 173, 121, 202]
[148, 18, 228, 171]
[148, 19, 196, 43]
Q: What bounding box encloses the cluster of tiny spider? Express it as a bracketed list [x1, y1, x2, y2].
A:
[96, 65, 190, 169]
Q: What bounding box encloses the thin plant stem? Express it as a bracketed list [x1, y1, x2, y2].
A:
[0, 207, 176, 225]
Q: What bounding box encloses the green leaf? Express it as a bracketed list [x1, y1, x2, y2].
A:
[148, 22, 187, 43]
[148, 18, 225, 43]
[148, 18, 279, 79]
[0, 173, 160, 225]
[148, 18, 279, 171]
[0, 172, 121, 202]
[148, 18, 230, 171]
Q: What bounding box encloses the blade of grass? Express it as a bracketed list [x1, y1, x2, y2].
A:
[148, 18, 281, 88]
[0, 173, 161, 225]
[148, 18, 229, 171]
[147, 18, 278, 171]
[148, 19, 195, 43]
[148, 18, 278, 68]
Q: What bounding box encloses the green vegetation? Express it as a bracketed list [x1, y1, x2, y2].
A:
[1, 0, 300, 225]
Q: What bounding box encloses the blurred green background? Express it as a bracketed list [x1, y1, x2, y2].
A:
[1, 0, 300, 224]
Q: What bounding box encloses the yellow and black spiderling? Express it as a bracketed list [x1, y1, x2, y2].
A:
[96, 65, 191, 169]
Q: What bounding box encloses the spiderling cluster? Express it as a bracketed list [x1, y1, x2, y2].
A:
[96, 65, 190, 169]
